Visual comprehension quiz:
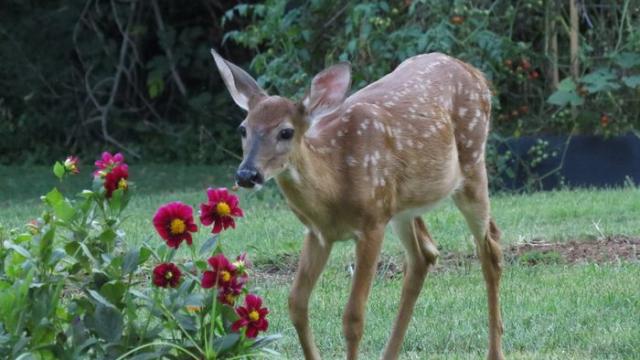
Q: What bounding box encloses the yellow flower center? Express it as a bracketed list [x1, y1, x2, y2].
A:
[170, 218, 186, 235]
[165, 271, 173, 280]
[186, 305, 201, 313]
[216, 201, 231, 216]
[118, 178, 128, 190]
[225, 294, 236, 304]
[220, 270, 231, 282]
[248, 310, 260, 322]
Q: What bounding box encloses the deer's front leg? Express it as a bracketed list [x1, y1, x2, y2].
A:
[289, 231, 333, 360]
[343, 226, 385, 360]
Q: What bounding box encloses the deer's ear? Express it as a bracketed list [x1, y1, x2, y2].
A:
[211, 49, 266, 111]
[303, 62, 351, 119]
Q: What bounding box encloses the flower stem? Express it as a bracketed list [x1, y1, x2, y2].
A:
[160, 303, 205, 356]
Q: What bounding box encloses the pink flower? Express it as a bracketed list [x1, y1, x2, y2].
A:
[217, 278, 245, 306]
[63, 156, 80, 174]
[103, 165, 129, 198]
[94, 152, 125, 176]
[152, 263, 182, 288]
[201, 254, 237, 289]
[231, 294, 269, 338]
[153, 202, 199, 248]
[199, 188, 243, 234]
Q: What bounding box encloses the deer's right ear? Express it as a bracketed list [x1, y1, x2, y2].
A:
[211, 49, 266, 111]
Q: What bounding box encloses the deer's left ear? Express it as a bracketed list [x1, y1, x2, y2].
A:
[302, 62, 351, 119]
[211, 49, 266, 111]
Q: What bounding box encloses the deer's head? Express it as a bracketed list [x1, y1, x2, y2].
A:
[211, 50, 351, 189]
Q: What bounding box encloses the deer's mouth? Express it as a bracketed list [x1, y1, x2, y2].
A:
[235, 166, 264, 189]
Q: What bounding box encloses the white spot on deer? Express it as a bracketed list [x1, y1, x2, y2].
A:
[289, 167, 301, 184]
[468, 118, 478, 131]
[466, 140, 474, 148]
[458, 107, 468, 117]
[376, 199, 384, 208]
[331, 139, 337, 146]
[384, 101, 395, 108]
[430, 125, 436, 133]
[337, 130, 344, 137]
[407, 139, 414, 147]
[346, 156, 358, 167]
[357, 130, 363, 136]
[416, 141, 424, 149]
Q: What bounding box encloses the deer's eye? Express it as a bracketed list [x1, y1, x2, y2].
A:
[278, 128, 294, 140]
[238, 125, 247, 138]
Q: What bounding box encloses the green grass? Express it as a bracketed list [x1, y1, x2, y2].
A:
[1, 165, 639, 359]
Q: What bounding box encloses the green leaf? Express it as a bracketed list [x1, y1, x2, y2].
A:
[199, 235, 218, 256]
[622, 75, 640, 88]
[100, 281, 126, 307]
[87, 289, 117, 310]
[53, 162, 65, 179]
[45, 188, 64, 206]
[251, 334, 283, 349]
[614, 52, 640, 69]
[211, 333, 241, 353]
[3, 241, 31, 258]
[175, 313, 197, 331]
[122, 249, 139, 274]
[581, 68, 620, 93]
[139, 246, 152, 264]
[45, 188, 75, 221]
[85, 304, 123, 342]
[547, 78, 583, 107]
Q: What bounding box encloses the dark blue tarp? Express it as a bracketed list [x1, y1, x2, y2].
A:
[498, 134, 640, 190]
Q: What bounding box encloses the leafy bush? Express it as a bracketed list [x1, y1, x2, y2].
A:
[0, 153, 279, 359]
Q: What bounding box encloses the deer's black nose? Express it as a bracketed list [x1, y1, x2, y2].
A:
[235, 168, 263, 188]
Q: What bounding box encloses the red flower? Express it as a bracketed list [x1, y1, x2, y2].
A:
[104, 164, 129, 198]
[217, 278, 245, 306]
[64, 156, 80, 174]
[153, 202, 198, 248]
[202, 254, 237, 289]
[199, 188, 243, 234]
[153, 263, 182, 288]
[94, 152, 125, 176]
[231, 294, 269, 338]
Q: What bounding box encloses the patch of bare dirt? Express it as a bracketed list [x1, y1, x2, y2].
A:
[506, 235, 640, 264]
[252, 236, 640, 281]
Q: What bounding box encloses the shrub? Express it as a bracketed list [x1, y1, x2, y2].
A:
[0, 153, 279, 359]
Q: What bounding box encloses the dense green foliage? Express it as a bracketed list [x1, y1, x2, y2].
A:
[0, 159, 279, 359]
[1, 0, 639, 165]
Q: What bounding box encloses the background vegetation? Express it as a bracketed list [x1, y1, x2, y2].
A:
[1, 0, 638, 166]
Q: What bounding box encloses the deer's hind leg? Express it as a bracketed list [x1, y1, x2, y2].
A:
[382, 215, 439, 360]
[453, 165, 504, 360]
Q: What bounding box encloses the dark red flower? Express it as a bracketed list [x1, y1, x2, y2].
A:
[217, 278, 245, 306]
[153, 263, 182, 288]
[94, 152, 125, 176]
[201, 254, 236, 289]
[231, 294, 269, 338]
[450, 15, 464, 25]
[104, 164, 129, 198]
[153, 202, 198, 248]
[199, 188, 243, 234]
[64, 156, 80, 174]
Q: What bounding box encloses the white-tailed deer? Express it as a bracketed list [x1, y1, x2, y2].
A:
[212, 49, 504, 360]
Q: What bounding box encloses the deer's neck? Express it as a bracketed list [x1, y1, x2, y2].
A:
[276, 137, 339, 225]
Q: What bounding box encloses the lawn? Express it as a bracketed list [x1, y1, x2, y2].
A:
[1, 165, 639, 359]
